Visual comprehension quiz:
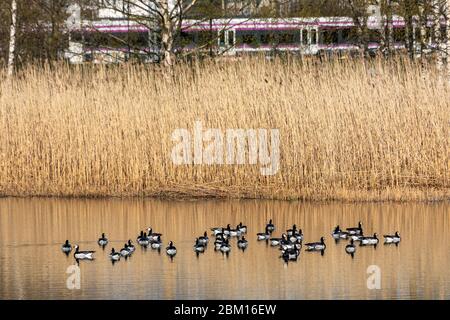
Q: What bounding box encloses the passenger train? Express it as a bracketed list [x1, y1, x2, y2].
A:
[65, 16, 443, 63]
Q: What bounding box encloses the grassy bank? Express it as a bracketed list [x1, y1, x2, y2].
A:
[0, 58, 448, 201]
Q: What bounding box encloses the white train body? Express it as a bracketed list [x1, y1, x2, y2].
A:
[65, 14, 443, 64]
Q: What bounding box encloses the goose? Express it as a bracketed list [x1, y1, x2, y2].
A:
[151, 235, 162, 249]
[266, 219, 275, 233]
[237, 236, 248, 249]
[350, 233, 364, 241]
[289, 229, 303, 242]
[345, 239, 356, 254]
[61, 240, 72, 253]
[360, 233, 379, 245]
[346, 221, 363, 235]
[193, 238, 206, 253]
[198, 231, 209, 245]
[257, 225, 270, 240]
[211, 227, 223, 236]
[97, 233, 108, 246]
[137, 232, 150, 246]
[332, 225, 349, 240]
[147, 228, 163, 241]
[120, 243, 131, 256]
[166, 241, 177, 256]
[127, 240, 135, 252]
[109, 248, 120, 261]
[238, 222, 247, 233]
[220, 239, 231, 253]
[270, 234, 285, 246]
[286, 224, 297, 237]
[281, 242, 302, 251]
[224, 224, 240, 237]
[384, 231, 401, 244]
[73, 245, 95, 260]
[214, 235, 224, 249]
[282, 248, 299, 261]
[305, 237, 326, 251]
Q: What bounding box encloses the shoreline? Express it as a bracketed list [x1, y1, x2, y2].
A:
[0, 187, 448, 203]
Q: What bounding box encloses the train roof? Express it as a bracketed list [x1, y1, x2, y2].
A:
[72, 16, 444, 33]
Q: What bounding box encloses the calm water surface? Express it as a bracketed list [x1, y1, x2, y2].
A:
[0, 198, 449, 299]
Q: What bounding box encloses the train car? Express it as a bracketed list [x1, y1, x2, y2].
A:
[65, 15, 443, 63]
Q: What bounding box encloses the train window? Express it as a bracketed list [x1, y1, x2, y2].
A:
[179, 32, 195, 47]
[393, 28, 405, 43]
[260, 32, 276, 45]
[278, 32, 295, 44]
[310, 30, 317, 45]
[228, 31, 234, 46]
[219, 31, 225, 46]
[301, 29, 307, 45]
[197, 31, 214, 46]
[320, 29, 339, 44]
[368, 30, 381, 43]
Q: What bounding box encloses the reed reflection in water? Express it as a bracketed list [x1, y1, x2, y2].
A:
[0, 198, 449, 299]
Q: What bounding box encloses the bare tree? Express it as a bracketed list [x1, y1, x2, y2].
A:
[7, 0, 17, 76]
[100, 0, 200, 67]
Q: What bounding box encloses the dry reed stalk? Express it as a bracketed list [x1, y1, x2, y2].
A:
[0, 57, 448, 201]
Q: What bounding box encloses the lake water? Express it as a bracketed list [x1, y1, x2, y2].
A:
[0, 198, 449, 300]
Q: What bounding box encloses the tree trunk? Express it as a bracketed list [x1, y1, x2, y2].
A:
[386, 0, 394, 54]
[434, 0, 443, 71]
[446, 0, 450, 80]
[419, 5, 428, 58]
[161, 0, 176, 67]
[7, 0, 17, 77]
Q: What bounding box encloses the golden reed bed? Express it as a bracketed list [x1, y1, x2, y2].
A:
[0, 57, 449, 201]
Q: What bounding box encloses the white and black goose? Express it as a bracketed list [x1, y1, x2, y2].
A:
[166, 241, 177, 256]
[345, 239, 356, 256]
[214, 234, 224, 249]
[109, 248, 121, 261]
[281, 240, 302, 251]
[147, 228, 163, 242]
[73, 245, 95, 260]
[151, 235, 162, 249]
[198, 231, 209, 245]
[61, 240, 72, 253]
[220, 239, 231, 253]
[270, 234, 285, 246]
[211, 227, 223, 236]
[332, 225, 348, 239]
[305, 237, 326, 251]
[289, 229, 303, 243]
[286, 224, 298, 237]
[137, 232, 150, 246]
[120, 243, 132, 256]
[224, 224, 240, 237]
[346, 221, 363, 235]
[266, 219, 275, 233]
[384, 231, 401, 244]
[257, 225, 271, 241]
[238, 222, 247, 234]
[193, 238, 206, 253]
[97, 233, 108, 246]
[237, 236, 248, 249]
[282, 248, 300, 261]
[350, 233, 364, 241]
[360, 233, 379, 245]
[127, 240, 136, 253]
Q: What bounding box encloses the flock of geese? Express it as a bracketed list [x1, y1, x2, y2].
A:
[61, 220, 401, 263]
